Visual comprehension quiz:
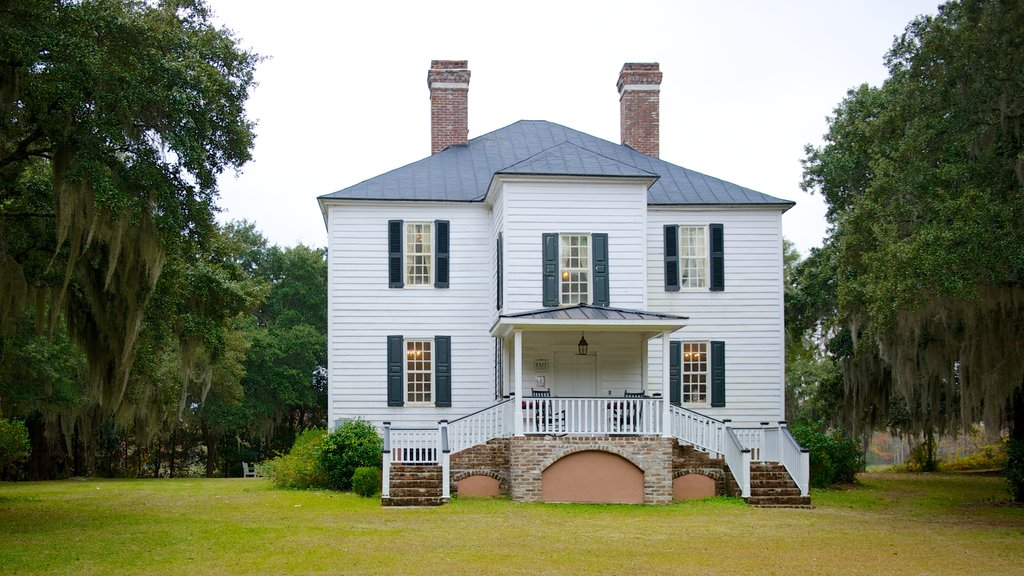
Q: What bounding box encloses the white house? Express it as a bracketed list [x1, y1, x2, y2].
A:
[318, 61, 809, 507]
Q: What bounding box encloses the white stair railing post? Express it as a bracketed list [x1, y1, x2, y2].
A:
[661, 331, 672, 437]
[439, 420, 450, 500]
[382, 422, 391, 499]
[741, 448, 752, 498]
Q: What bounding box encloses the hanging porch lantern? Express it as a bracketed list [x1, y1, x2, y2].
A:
[577, 332, 589, 356]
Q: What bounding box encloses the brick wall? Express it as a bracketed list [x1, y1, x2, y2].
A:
[449, 437, 511, 495]
[671, 442, 737, 497]
[509, 435, 676, 504]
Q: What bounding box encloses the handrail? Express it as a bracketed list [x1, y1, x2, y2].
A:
[780, 424, 810, 497]
[723, 427, 751, 498]
[448, 399, 513, 454]
[448, 397, 513, 424]
[668, 404, 726, 456]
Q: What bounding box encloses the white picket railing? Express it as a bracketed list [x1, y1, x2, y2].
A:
[389, 427, 439, 464]
[668, 404, 725, 456]
[731, 427, 765, 462]
[780, 425, 810, 497]
[723, 427, 752, 498]
[448, 398, 513, 453]
[521, 396, 661, 435]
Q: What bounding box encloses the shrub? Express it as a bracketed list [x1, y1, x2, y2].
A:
[352, 466, 382, 497]
[317, 420, 382, 491]
[790, 423, 863, 488]
[267, 428, 328, 489]
[0, 417, 30, 472]
[941, 440, 1007, 472]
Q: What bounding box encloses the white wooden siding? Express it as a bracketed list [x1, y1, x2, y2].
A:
[502, 180, 648, 314]
[517, 332, 649, 396]
[646, 208, 787, 426]
[325, 200, 495, 429]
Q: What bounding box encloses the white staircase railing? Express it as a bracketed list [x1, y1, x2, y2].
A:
[722, 427, 752, 498]
[448, 398, 514, 453]
[780, 424, 810, 497]
[668, 404, 726, 456]
[522, 396, 661, 435]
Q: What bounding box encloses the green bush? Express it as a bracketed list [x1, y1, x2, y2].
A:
[352, 466, 382, 497]
[267, 428, 328, 489]
[790, 423, 863, 488]
[0, 417, 30, 471]
[941, 440, 1007, 472]
[317, 420, 382, 491]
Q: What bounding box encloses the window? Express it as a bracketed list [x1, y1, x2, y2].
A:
[405, 222, 432, 286]
[663, 224, 723, 292]
[679, 225, 707, 289]
[559, 234, 590, 305]
[405, 339, 432, 403]
[681, 342, 708, 404]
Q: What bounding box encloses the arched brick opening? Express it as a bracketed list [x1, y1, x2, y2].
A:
[673, 473, 717, 500]
[541, 450, 644, 504]
[456, 474, 502, 497]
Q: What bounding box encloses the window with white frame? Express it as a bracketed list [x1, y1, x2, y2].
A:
[679, 225, 707, 289]
[405, 339, 432, 403]
[405, 222, 432, 286]
[681, 342, 708, 404]
[560, 234, 590, 305]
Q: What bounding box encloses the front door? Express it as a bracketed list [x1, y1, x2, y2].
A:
[554, 351, 597, 397]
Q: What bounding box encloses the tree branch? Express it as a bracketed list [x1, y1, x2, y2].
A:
[0, 127, 46, 169]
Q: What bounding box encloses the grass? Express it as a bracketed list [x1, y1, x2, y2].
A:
[1, 472, 1022, 575]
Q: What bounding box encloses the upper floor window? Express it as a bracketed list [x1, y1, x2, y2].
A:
[560, 234, 590, 305]
[679, 225, 707, 289]
[405, 222, 432, 286]
[663, 223, 724, 292]
[388, 220, 449, 289]
[542, 232, 608, 307]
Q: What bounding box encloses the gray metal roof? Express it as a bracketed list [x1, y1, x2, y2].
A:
[319, 120, 794, 207]
[502, 304, 688, 322]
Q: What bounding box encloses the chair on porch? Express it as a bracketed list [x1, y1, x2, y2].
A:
[528, 389, 564, 433]
[617, 391, 646, 432]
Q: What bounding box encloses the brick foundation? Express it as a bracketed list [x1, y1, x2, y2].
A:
[449, 437, 511, 496]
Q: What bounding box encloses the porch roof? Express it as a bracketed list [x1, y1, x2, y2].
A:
[490, 304, 688, 338]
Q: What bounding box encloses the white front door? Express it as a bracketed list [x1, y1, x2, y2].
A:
[554, 351, 597, 397]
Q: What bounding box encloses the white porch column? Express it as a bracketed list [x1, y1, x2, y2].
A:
[513, 330, 524, 436]
[661, 330, 672, 437]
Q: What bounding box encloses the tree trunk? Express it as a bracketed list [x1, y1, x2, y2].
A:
[202, 419, 218, 478]
[169, 425, 177, 479]
[153, 440, 162, 478]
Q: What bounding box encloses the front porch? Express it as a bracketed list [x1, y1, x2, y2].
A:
[381, 398, 810, 507]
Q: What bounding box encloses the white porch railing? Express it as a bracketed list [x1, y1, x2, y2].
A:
[380, 401, 808, 502]
[521, 396, 662, 435]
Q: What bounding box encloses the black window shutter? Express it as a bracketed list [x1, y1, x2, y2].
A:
[669, 341, 681, 406]
[434, 336, 451, 407]
[709, 223, 724, 292]
[387, 335, 404, 406]
[496, 233, 503, 310]
[388, 220, 404, 288]
[664, 225, 679, 291]
[591, 233, 609, 306]
[710, 340, 726, 407]
[542, 233, 559, 307]
[434, 220, 449, 288]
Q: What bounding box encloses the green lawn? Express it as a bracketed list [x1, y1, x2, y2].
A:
[1, 472, 1022, 575]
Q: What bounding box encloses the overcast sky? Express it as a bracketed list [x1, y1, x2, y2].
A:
[207, 0, 941, 257]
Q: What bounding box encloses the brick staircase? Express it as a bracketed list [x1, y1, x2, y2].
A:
[382, 464, 445, 507]
[746, 463, 812, 508]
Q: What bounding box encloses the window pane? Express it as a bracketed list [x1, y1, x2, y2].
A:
[679, 226, 707, 288]
[559, 234, 590, 305]
[406, 340, 433, 403]
[681, 342, 708, 404]
[405, 223, 432, 286]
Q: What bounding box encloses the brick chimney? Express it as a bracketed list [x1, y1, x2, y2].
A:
[617, 63, 662, 158]
[427, 60, 471, 154]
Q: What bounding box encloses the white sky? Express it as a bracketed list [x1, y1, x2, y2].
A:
[207, 0, 940, 257]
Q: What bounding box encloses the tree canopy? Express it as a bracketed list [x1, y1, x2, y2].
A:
[800, 0, 1024, 441]
[0, 0, 259, 411]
